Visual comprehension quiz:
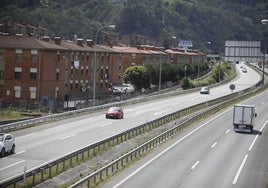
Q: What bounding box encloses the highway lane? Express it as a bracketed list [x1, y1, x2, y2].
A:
[101, 88, 268, 188]
[0, 64, 262, 182]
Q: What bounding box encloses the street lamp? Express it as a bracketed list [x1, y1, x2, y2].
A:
[198, 41, 211, 86]
[158, 54, 162, 91]
[261, 19, 268, 85]
[93, 24, 115, 106]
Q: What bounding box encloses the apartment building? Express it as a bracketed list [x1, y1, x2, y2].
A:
[0, 24, 205, 109]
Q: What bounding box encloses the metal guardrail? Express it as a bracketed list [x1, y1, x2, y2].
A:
[0, 79, 262, 187]
[0, 74, 234, 132]
[69, 82, 263, 188]
[0, 61, 240, 132]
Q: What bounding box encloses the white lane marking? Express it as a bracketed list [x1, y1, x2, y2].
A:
[154, 109, 172, 115]
[45, 124, 70, 131]
[0, 160, 25, 171]
[260, 120, 268, 132]
[112, 108, 232, 188]
[248, 135, 258, 151]
[15, 150, 25, 155]
[16, 133, 36, 139]
[211, 142, 217, 148]
[60, 134, 77, 140]
[191, 161, 200, 170]
[232, 154, 248, 184]
[45, 118, 96, 131]
[225, 129, 230, 134]
[100, 122, 112, 127]
[248, 120, 268, 151]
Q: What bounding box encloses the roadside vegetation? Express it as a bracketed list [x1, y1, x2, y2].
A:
[1, 61, 233, 121]
[182, 61, 235, 89]
[0, 106, 42, 122]
[123, 61, 234, 90]
[0, 107, 22, 121]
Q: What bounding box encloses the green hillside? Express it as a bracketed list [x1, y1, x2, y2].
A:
[0, 0, 267, 53]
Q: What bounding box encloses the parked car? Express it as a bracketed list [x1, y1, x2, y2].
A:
[200, 86, 210, 94]
[105, 106, 124, 119]
[0, 133, 15, 157]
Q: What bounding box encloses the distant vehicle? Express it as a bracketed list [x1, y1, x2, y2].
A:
[105, 106, 124, 119]
[242, 68, 247, 73]
[0, 133, 15, 157]
[200, 86, 210, 94]
[233, 104, 257, 133]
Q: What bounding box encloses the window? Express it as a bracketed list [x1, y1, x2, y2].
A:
[31, 49, 38, 62]
[30, 68, 37, 80]
[0, 71, 4, 79]
[0, 53, 5, 61]
[15, 49, 23, 61]
[29, 87, 36, 99]
[81, 66, 84, 74]
[14, 86, 21, 98]
[55, 87, 59, 98]
[15, 67, 22, 79]
[56, 69, 59, 80]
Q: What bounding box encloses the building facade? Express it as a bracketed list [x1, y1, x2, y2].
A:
[0, 25, 206, 109]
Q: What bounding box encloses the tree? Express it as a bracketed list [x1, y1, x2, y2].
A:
[123, 65, 150, 89]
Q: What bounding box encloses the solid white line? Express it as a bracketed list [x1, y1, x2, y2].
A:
[248, 135, 258, 151]
[0, 160, 25, 171]
[260, 120, 268, 132]
[211, 142, 217, 148]
[60, 134, 76, 140]
[248, 120, 268, 151]
[112, 108, 232, 188]
[232, 154, 248, 184]
[191, 161, 200, 170]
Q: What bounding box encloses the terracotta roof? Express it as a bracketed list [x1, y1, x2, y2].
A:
[0, 36, 42, 49]
[35, 39, 68, 50]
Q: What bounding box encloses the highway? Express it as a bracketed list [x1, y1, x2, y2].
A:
[101, 86, 268, 188]
[0, 63, 262, 183]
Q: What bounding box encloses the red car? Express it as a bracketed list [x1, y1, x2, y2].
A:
[105, 107, 124, 119]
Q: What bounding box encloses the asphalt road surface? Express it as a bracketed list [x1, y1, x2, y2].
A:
[101, 86, 268, 188]
[0, 63, 262, 183]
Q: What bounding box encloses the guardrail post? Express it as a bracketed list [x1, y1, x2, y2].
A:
[41, 168, 44, 182]
[32, 171, 36, 186]
[49, 164, 52, 178]
[23, 166, 27, 187]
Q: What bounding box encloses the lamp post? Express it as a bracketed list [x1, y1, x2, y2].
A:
[93, 24, 115, 106]
[158, 54, 162, 91]
[198, 41, 211, 86]
[261, 19, 268, 85]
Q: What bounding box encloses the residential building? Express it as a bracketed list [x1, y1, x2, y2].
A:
[0, 23, 206, 109]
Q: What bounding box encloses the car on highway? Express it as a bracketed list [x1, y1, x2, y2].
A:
[200, 86, 210, 94]
[105, 106, 124, 119]
[242, 67, 247, 73]
[0, 133, 15, 157]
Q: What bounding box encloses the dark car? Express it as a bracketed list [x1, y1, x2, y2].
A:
[200, 86, 210, 94]
[105, 107, 124, 119]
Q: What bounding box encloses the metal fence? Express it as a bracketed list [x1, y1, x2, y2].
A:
[69, 83, 263, 188]
[0, 79, 262, 187]
[0, 63, 266, 187]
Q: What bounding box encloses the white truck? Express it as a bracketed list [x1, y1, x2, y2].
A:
[233, 104, 257, 133]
